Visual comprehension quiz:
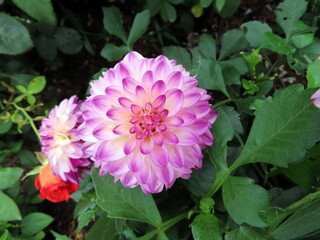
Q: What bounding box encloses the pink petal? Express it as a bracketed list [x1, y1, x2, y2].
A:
[105, 86, 124, 105]
[163, 131, 179, 145]
[166, 71, 183, 89]
[92, 95, 110, 113]
[141, 70, 154, 91]
[113, 123, 132, 135]
[123, 51, 143, 62]
[134, 164, 151, 184]
[118, 97, 133, 111]
[140, 136, 154, 154]
[122, 77, 139, 94]
[173, 127, 199, 146]
[121, 171, 138, 188]
[201, 130, 214, 146]
[150, 145, 168, 168]
[191, 120, 210, 135]
[167, 145, 185, 168]
[115, 62, 131, 79]
[165, 116, 184, 126]
[93, 122, 118, 141]
[153, 60, 170, 80]
[107, 107, 131, 121]
[106, 158, 128, 175]
[183, 90, 201, 107]
[152, 132, 163, 146]
[131, 104, 142, 115]
[190, 101, 211, 118]
[152, 95, 166, 110]
[311, 90, 320, 108]
[135, 86, 148, 105]
[312, 98, 320, 108]
[176, 110, 197, 126]
[123, 135, 138, 155]
[94, 138, 126, 161]
[127, 151, 144, 172]
[164, 89, 184, 115]
[154, 165, 175, 185]
[151, 80, 166, 98]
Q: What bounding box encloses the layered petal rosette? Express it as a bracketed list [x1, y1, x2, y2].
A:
[39, 96, 90, 183]
[80, 52, 217, 193]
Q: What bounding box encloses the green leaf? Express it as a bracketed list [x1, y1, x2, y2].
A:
[50, 230, 72, 240]
[102, 6, 127, 44]
[180, 157, 216, 197]
[222, 176, 269, 227]
[16, 85, 28, 94]
[295, 40, 320, 63]
[91, 168, 162, 227]
[163, 46, 192, 71]
[160, 2, 176, 23]
[20, 213, 53, 236]
[0, 112, 12, 134]
[53, 27, 83, 54]
[222, 66, 240, 85]
[0, 13, 33, 55]
[233, 85, 320, 168]
[0, 191, 21, 221]
[216, 0, 241, 18]
[18, 149, 38, 167]
[196, 59, 229, 97]
[262, 32, 293, 55]
[100, 43, 130, 62]
[191, 214, 222, 240]
[200, 0, 213, 8]
[242, 79, 260, 95]
[279, 158, 320, 191]
[77, 208, 98, 230]
[259, 207, 287, 226]
[198, 34, 216, 60]
[12, 0, 57, 26]
[27, 76, 46, 94]
[0, 167, 23, 190]
[225, 226, 266, 240]
[128, 10, 150, 47]
[271, 199, 320, 240]
[219, 29, 248, 60]
[86, 213, 117, 240]
[215, 0, 226, 11]
[35, 35, 57, 60]
[276, 0, 308, 37]
[0, 230, 8, 240]
[242, 21, 272, 48]
[307, 61, 320, 88]
[291, 33, 314, 49]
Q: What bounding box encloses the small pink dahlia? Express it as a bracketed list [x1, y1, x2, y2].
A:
[80, 52, 217, 193]
[39, 96, 90, 184]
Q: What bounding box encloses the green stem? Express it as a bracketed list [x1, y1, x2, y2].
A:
[137, 212, 188, 240]
[212, 98, 235, 109]
[12, 102, 41, 142]
[286, 189, 320, 212]
[206, 169, 231, 197]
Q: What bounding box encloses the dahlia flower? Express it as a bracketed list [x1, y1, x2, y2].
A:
[80, 52, 217, 193]
[311, 89, 320, 108]
[39, 96, 90, 184]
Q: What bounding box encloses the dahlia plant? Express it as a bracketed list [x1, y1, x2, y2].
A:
[79, 51, 217, 193]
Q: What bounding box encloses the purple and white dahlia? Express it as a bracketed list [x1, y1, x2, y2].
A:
[80, 51, 217, 193]
[39, 96, 90, 184]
